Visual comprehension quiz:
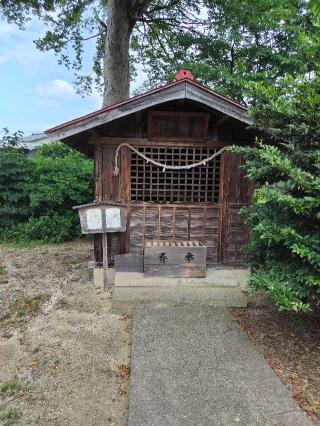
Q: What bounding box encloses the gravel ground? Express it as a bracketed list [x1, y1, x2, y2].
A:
[0, 241, 132, 426]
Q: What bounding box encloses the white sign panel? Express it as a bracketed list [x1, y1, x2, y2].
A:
[86, 208, 102, 230]
[106, 207, 121, 229]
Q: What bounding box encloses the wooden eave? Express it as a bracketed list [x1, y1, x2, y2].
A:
[45, 79, 251, 148]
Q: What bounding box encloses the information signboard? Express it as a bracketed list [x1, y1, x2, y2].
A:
[73, 201, 128, 290]
[73, 202, 127, 234]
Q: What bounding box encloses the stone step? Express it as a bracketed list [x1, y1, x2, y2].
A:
[115, 268, 249, 288]
[111, 286, 247, 313]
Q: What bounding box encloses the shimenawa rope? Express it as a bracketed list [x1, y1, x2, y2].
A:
[112, 143, 228, 176]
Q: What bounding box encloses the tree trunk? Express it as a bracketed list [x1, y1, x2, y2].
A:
[95, 0, 132, 264]
[103, 0, 131, 107]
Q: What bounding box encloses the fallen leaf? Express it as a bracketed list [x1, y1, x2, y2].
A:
[117, 388, 127, 397]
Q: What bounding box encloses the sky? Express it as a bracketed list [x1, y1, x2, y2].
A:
[0, 17, 144, 137]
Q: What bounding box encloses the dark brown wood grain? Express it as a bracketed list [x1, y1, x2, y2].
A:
[219, 151, 252, 265]
[148, 111, 210, 142]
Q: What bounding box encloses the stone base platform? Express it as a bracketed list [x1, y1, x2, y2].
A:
[115, 268, 249, 288]
[93, 267, 250, 312]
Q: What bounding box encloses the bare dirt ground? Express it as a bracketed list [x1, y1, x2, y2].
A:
[1, 241, 319, 425]
[0, 241, 132, 426]
[232, 296, 320, 423]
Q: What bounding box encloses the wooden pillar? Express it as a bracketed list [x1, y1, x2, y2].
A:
[218, 150, 227, 264]
[120, 147, 131, 253]
[94, 144, 103, 264]
[93, 142, 129, 264]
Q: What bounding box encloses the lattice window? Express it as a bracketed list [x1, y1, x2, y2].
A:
[130, 147, 220, 203]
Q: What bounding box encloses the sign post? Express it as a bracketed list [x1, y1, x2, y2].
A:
[73, 201, 128, 289]
[102, 233, 108, 288]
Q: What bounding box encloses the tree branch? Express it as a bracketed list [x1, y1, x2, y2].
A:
[130, 0, 153, 17]
[136, 16, 209, 31]
[143, 0, 180, 16]
[97, 19, 108, 31]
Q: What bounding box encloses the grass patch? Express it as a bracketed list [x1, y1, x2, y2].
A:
[0, 331, 13, 339]
[0, 377, 31, 405]
[0, 377, 22, 396]
[0, 405, 21, 425]
[0, 378, 22, 397]
[5, 240, 46, 250]
[1, 310, 12, 320]
[0, 264, 8, 284]
[16, 294, 47, 317]
[1, 294, 49, 326]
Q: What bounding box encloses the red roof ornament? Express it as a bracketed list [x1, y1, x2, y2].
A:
[175, 69, 195, 81]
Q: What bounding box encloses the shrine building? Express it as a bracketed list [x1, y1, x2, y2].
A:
[45, 69, 253, 282]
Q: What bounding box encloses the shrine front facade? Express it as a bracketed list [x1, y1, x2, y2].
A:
[46, 70, 253, 272]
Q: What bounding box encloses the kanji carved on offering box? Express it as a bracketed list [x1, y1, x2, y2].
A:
[144, 240, 207, 278]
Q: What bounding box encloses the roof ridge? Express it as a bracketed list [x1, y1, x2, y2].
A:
[45, 78, 247, 134]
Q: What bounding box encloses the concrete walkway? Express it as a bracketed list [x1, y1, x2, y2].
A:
[128, 307, 312, 426]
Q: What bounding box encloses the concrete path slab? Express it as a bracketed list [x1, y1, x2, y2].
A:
[112, 287, 247, 314]
[129, 307, 311, 426]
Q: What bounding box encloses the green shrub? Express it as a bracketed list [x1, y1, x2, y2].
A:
[0, 137, 93, 244]
[30, 143, 93, 217]
[0, 129, 32, 228]
[2, 213, 81, 243]
[232, 75, 320, 312]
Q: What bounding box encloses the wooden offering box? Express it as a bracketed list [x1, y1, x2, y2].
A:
[144, 240, 206, 278]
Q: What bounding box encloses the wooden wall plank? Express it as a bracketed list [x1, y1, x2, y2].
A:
[129, 207, 145, 254]
[129, 204, 219, 264]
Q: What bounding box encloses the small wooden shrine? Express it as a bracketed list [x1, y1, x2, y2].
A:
[46, 70, 253, 273]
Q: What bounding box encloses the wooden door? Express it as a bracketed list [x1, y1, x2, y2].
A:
[219, 151, 252, 265]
